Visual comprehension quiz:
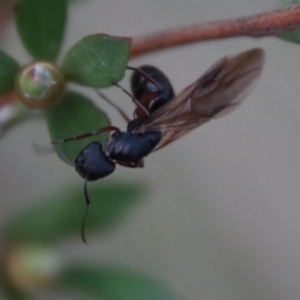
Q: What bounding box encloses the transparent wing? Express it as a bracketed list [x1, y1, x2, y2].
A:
[136, 48, 265, 151]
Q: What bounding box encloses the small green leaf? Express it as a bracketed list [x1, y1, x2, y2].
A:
[46, 91, 110, 162]
[62, 34, 131, 88]
[4, 183, 143, 243]
[15, 0, 68, 60]
[278, 29, 300, 44]
[0, 50, 20, 95]
[278, 0, 300, 44]
[60, 266, 178, 300]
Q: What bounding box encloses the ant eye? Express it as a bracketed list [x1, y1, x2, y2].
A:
[75, 142, 115, 181]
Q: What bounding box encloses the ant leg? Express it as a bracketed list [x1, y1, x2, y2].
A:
[127, 66, 163, 94]
[115, 159, 144, 168]
[32, 142, 75, 166]
[112, 82, 151, 118]
[52, 126, 120, 145]
[94, 89, 130, 123]
[138, 158, 144, 168]
[53, 144, 75, 166]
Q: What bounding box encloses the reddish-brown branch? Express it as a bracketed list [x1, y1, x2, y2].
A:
[131, 5, 300, 57]
[2, 5, 300, 107]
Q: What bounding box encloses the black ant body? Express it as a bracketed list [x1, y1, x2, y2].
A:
[53, 48, 265, 242]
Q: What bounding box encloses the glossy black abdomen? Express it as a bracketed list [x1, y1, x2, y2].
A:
[131, 65, 175, 114]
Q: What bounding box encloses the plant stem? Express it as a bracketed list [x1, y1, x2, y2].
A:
[2, 5, 300, 106]
[131, 5, 300, 57]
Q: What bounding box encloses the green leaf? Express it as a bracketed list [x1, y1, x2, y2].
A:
[278, 29, 300, 44]
[3, 183, 143, 243]
[278, 0, 300, 44]
[0, 50, 20, 95]
[46, 91, 110, 162]
[15, 0, 68, 60]
[62, 34, 131, 88]
[60, 266, 178, 300]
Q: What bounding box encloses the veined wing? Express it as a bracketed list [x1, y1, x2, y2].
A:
[136, 48, 265, 151]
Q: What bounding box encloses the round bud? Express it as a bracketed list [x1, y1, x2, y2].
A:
[15, 61, 66, 109]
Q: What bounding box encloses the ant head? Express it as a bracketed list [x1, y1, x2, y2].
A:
[74, 142, 116, 244]
[74, 142, 116, 181]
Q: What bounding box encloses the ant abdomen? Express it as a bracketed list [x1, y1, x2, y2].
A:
[131, 65, 175, 116]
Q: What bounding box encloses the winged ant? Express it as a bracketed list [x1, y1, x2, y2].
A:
[53, 48, 265, 242]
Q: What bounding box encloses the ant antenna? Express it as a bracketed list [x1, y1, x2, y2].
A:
[81, 178, 90, 244]
[112, 82, 151, 118]
[94, 89, 130, 123]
